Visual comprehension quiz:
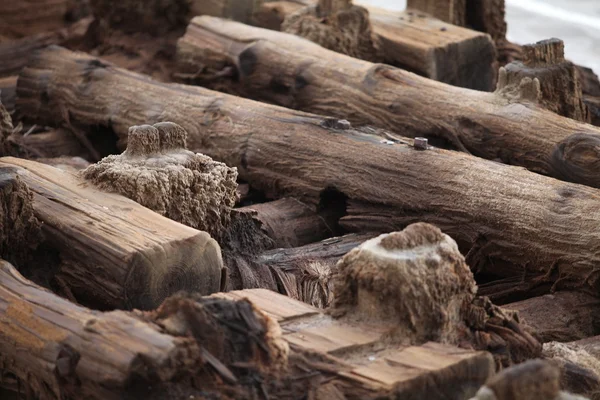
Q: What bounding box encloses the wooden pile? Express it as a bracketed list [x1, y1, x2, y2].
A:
[2, 0, 600, 399]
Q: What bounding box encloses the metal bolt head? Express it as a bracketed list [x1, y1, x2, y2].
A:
[414, 137, 428, 150]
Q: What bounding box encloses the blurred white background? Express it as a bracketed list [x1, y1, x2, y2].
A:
[361, 0, 600, 75]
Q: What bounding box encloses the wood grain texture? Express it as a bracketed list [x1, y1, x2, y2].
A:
[16, 47, 600, 299]
[0, 157, 223, 310]
[238, 197, 337, 248]
[175, 16, 600, 189]
[0, 0, 89, 40]
[407, 0, 466, 26]
[0, 260, 286, 400]
[217, 289, 495, 399]
[253, 0, 495, 90]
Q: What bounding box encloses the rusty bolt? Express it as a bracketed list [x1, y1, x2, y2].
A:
[414, 137, 428, 150]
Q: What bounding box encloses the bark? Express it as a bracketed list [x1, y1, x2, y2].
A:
[406, 0, 466, 26]
[0, 17, 92, 78]
[0, 157, 224, 310]
[498, 39, 590, 123]
[505, 292, 600, 343]
[16, 47, 600, 300]
[0, 0, 89, 40]
[174, 17, 600, 189]
[238, 197, 338, 248]
[0, 259, 288, 400]
[252, 0, 496, 90]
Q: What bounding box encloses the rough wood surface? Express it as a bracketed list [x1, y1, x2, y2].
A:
[0, 157, 223, 310]
[218, 289, 495, 399]
[252, 0, 495, 90]
[259, 233, 373, 308]
[407, 0, 466, 26]
[505, 292, 600, 343]
[498, 39, 590, 123]
[16, 47, 600, 301]
[0, 260, 288, 400]
[0, 17, 91, 78]
[0, 76, 17, 113]
[89, 0, 262, 34]
[175, 17, 600, 188]
[238, 197, 337, 248]
[0, 0, 89, 40]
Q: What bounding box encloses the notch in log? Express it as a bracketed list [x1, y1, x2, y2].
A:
[0, 157, 224, 310]
[497, 38, 590, 123]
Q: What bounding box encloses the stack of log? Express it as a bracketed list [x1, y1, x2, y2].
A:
[2, 0, 600, 399]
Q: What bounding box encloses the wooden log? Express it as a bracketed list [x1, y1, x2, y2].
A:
[238, 197, 338, 248]
[89, 0, 262, 34]
[0, 157, 224, 310]
[252, 0, 496, 90]
[407, 0, 466, 26]
[0, 0, 89, 40]
[175, 17, 600, 188]
[258, 233, 373, 308]
[17, 47, 600, 300]
[0, 76, 16, 113]
[0, 259, 289, 400]
[505, 292, 600, 343]
[498, 39, 590, 123]
[0, 17, 92, 78]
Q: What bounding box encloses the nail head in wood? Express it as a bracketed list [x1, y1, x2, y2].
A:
[414, 137, 428, 150]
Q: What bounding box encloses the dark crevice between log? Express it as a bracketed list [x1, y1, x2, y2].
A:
[317, 186, 348, 237]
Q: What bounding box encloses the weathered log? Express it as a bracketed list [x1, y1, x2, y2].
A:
[252, 0, 496, 90]
[17, 47, 600, 299]
[15, 128, 92, 159]
[0, 0, 89, 40]
[497, 39, 590, 123]
[505, 292, 600, 343]
[0, 17, 92, 78]
[0, 157, 223, 310]
[0, 259, 289, 400]
[238, 197, 338, 248]
[469, 359, 586, 400]
[175, 16, 600, 188]
[258, 233, 373, 308]
[0, 76, 16, 113]
[89, 0, 262, 34]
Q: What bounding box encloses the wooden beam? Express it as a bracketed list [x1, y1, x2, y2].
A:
[0, 259, 286, 400]
[252, 0, 496, 90]
[505, 292, 600, 343]
[0, 157, 224, 310]
[175, 16, 600, 188]
[17, 47, 600, 299]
